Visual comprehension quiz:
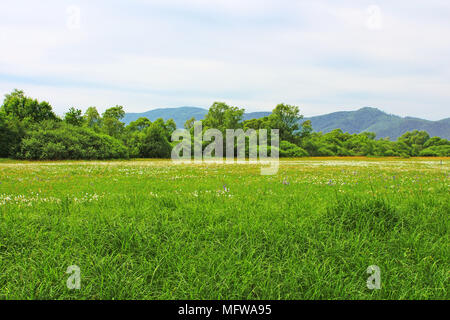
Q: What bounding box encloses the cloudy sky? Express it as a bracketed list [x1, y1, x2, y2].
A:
[0, 0, 449, 119]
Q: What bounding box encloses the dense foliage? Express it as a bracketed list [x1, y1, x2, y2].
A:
[0, 89, 449, 159]
[16, 122, 129, 160]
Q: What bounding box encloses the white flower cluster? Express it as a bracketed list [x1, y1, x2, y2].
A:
[73, 193, 103, 203]
[0, 193, 61, 207]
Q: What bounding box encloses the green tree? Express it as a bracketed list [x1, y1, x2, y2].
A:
[203, 102, 244, 131]
[299, 120, 313, 139]
[0, 111, 13, 157]
[423, 136, 449, 148]
[103, 105, 125, 120]
[64, 107, 84, 126]
[126, 117, 151, 132]
[184, 117, 196, 130]
[243, 117, 270, 131]
[84, 106, 101, 130]
[165, 119, 176, 138]
[398, 130, 430, 155]
[1, 89, 57, 123]
[140, 123, 172, 158]
[102, 105, 125, 138]
[123, 117, 151, 157]
[268, 104, 303, 143]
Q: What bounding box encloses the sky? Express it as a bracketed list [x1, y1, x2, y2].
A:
[0, 0, 449, 120]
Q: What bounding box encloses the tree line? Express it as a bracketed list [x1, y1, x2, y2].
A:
[0, 89, 448, 160]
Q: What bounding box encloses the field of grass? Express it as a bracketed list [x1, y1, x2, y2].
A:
[0, 158, 448, 299]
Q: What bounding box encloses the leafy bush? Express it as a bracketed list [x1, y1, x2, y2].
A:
[139, 123, 172, 158]
[16, 123, 129, 160]
[0, 112, 24, 158]
[419, 145, 450, 157]
[382, 149, 397, 157]
[279, 140, 309, 157]
[0, 112, 11, 157]
[316, 146, 335, 156]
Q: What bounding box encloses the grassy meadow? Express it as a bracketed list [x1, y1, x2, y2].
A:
[0, 157, 448, 299]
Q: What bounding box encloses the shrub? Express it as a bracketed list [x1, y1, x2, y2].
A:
[419, 145, 450, 157]
[16, 123, 129, 160]
[139, 123, 172, 158]
[316, 146, 335, 156]
[279, 140, 309, 157]
[0, 112, 11, 157]
[383, 149, 397, 157]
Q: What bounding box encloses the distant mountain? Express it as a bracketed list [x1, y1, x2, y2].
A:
[123, 106, 449, 140]
[243, 111, 271, 120]
[122, 106, 208, 128]
[304, 107, 450, 140]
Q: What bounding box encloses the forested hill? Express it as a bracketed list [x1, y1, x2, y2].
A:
[123, 106, 450, 140]
[304, 107, 450, 140]
[123, 107, 208, 128]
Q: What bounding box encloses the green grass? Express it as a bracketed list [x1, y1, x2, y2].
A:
[0, 158, 448, 299]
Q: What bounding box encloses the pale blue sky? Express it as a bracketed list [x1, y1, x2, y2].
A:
[0, 0, 449, 119]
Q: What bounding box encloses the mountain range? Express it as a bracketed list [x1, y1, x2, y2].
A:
[123, 107, 450, 140]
